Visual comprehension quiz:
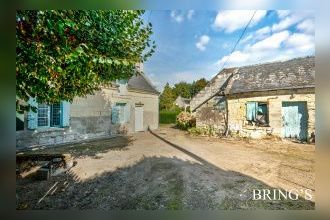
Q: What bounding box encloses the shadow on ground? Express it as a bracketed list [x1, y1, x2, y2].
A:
[18, 136, 133, 159]
[17, 156, 314, 210]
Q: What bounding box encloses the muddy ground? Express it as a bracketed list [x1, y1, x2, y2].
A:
[16, 125, 315, 210]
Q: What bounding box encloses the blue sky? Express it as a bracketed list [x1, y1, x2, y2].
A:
[142, 10, 315, 91]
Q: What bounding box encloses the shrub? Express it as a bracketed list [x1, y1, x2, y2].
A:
[188, 126, 218, 137]
[175, 111, 196, 130]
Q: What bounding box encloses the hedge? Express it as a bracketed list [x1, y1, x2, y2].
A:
[159, 110, 180, 124]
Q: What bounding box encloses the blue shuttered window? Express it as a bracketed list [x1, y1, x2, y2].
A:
[60, 101, 70, 127]
[246, 101, 269, 126]
[112, 103, 130, 124]
[27, 98, 71, 129]
[27, 98, 38, 129]
[112, 105, 120, 124]
[124, 103, 130, 123]
[246, 102, 257, 121]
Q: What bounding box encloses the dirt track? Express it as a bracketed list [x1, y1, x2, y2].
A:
[16, 125, 315, 210]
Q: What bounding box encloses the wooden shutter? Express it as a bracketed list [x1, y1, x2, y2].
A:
[124, 103, 130, 123]
[246, 102, 257, 121]
[27, 97, 38, 129]
[60, 101, 70, 127]
[112, 105, 120, 124]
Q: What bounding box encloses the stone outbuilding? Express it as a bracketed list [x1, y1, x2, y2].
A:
[16, 73, 160, 149]
[174, 95, 191, 111]
[190, 56, 315, 142]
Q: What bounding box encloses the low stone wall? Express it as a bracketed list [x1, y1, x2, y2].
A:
[16, 127, 115, 150]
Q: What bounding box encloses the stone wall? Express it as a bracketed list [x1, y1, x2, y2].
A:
[227, 88, 315, 142]
[195, 96, 227, 135]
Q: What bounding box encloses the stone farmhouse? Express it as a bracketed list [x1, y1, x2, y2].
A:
[190, 56, 315, 142]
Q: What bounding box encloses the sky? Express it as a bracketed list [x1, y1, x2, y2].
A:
[142, 10, 315, 92]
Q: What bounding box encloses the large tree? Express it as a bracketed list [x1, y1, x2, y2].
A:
[16, 10, 155, 112]
[190, 78, 208, 97]
[159, 83, 176, 110]
[173, 82, 191, 99]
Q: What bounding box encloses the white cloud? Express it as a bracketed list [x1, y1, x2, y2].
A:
[170, 11, 184, 23]
[187, 10, 194, 20]
[213, 10, 267, 33]
[170, 10, 195, 23]
[272, 11, 313, 32]
[276, 10, 291, 18]
[215, 51, 250, 66]
[256, 26, 271, 36]
[241, 26, 271, 44]
[249, 30, 290, 51]
[215, 30, 314, 68]
[297, 19, 314, 34]
[196, 35, 210, 51]
[285, 33, 314, 52]
[225, 0, 274, 9]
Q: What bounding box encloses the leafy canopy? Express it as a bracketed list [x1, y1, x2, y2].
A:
[16, 10, 155, 113]
[159, 78, 208, 111]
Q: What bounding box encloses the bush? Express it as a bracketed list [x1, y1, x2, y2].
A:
[159, 110, 180, 124]
[188, 126, 218, 137]
[176, 111, 196, 130]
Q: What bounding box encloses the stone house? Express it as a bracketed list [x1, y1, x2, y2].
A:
[190, 56, 315, 142]
[174, 95, 191, 110]
[16, 73, 160, 149]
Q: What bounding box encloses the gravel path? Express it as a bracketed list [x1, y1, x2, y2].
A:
[16, 125, 315, 210]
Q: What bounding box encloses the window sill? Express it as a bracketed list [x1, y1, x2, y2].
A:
[34, 127, 66, 133]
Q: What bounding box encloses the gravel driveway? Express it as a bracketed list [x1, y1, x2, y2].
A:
[16, 125, 315, 210]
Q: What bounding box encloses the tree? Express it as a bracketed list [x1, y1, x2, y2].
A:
[159, 83, 175, 110]
[190, 78, 208, 97]
[16, 10, 155, 113]
[173, 82, 192, 98]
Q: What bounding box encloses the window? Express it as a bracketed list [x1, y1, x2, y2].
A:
[112, 103, 130, 124]
[51, 103, 61, 126]
[37, 103, 61, 127]
[246, 102, 269, 126]
[28, 99, 70, 129]
[215, 96, 226, 111]
[37, 104, 49, 127]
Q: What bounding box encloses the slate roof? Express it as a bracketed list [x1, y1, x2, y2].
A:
[228, 56, 315, 94]
[128, 74, 160, 94]
[175, 96, 191, 104]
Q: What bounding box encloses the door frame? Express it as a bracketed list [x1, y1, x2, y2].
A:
[134, 104, 144, 132]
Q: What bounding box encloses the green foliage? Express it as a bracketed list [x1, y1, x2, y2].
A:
[159, 83, 176, 110]
[190, 78, 208, 97]
[159, 110, 180, 124]
[173, 82, 191, 99]
[175, 111, 196, 130]
[159, 78, 208, 111]
[16, 10, 155, 113]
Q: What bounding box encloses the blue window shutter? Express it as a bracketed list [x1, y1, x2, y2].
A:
[27, 97, 38, 129]
[112, 106, 120, 124]
[124, 103, 130, 123]
[60, 101, 70, 127]
[246, 102, 257, 121]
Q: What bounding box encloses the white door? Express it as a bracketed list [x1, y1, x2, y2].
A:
[135, 106, 144, 132]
